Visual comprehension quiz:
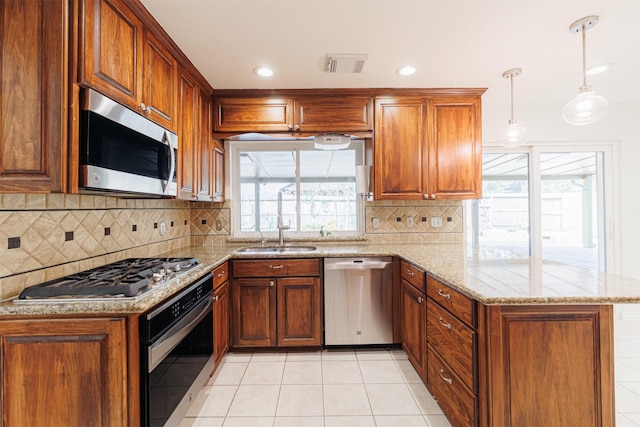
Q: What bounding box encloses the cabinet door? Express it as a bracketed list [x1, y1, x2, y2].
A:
[1, 318, 128, 426]
[295, 97, 373, 132]
[427, 96, 482, 199]
[81, 0, 143, 108]
[177, 69, 198, 200]
[485, 305, 615, 427]
[213, 280, 230, 365]
[0, 0, 66, 192]
[213, 97, 294, 132]
[374, 98, 428, 200]
[213, 140, 225, 202]
[232, 278, 277, 347]
[277, 277, 322, 347]
[401, 279, 427, 381]
[142, 29, 177, 131]
[197, 91, 214, 201]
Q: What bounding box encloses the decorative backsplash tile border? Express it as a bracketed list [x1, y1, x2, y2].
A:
[365, 199, 463, 240]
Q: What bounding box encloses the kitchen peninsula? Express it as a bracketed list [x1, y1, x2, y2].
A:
[2, 241, 639, 426]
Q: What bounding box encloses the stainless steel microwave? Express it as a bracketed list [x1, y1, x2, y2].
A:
[79, 88, 178, 197]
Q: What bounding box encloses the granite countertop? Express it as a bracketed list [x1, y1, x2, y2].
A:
[2, 241, 640, 317]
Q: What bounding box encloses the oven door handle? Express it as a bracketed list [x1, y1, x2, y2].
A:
[148, 295, 212, 372]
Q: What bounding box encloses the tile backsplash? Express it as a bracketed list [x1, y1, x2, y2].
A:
[0, 194, 191, 299]
[365, 199, 463, 243]
[0, 195, 462, 299]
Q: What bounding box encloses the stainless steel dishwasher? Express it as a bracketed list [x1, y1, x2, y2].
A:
[324, 257, 393, 346]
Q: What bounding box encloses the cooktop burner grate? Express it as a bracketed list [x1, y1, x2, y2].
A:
[17, 257, 199, 299]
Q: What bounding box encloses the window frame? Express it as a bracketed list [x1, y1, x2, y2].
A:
[229, 139, 366, 240]
[469, 141, 616, 272]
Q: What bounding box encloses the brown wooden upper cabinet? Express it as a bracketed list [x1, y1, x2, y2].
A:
[80, 0, 178, 131]
[0, 0, 67, 193]
[374, 95, 482, 200]
[213, 96, 374, 133]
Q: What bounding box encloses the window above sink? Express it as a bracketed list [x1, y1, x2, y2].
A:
[230, 140, 365, 240]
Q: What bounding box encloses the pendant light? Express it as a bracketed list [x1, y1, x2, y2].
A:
[562, 15, 608, 125]
[499, 68, 527, 147]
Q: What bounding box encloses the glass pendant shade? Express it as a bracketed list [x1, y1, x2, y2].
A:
[564, 16, 608, 125]
[500, 68, 526, 147]
[499, 120, 528, 147]
[562, 85, 609, 125]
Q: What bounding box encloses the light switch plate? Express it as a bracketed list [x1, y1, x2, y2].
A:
[430, 217, 442, 228]
[406, 217, 414, 228]
[372, 217, 380, 229]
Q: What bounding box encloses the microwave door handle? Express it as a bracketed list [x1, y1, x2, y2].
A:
[162, 131, 175, 193]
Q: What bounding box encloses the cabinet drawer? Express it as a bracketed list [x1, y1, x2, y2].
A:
[213, 262, 229, 289]
[427, 298, 475, 392]
[400, 260, 425, 292]
[427, 345, 477, 427]
[427, 276, 475, 327]
[232, 258, 321, 278]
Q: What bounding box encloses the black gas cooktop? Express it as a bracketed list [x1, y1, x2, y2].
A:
[17, 257, 199, 300]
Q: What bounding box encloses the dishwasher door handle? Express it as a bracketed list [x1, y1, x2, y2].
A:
[324, 261, 391, 270]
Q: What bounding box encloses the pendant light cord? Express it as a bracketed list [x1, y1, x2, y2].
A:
[510, 74, 515, 122]
[581, 24, 588, 88]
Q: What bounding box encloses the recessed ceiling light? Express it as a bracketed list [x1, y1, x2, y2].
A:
[254, 66, 275, 77]
[586, 63, 612, 75]
[396, 66, 416, 76]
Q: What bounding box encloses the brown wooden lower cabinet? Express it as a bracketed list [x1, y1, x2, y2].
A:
[231, 258, 322, 349]
[401, 279, 427, 381]
[484, 304, 615, 427]
[427, 344, 477, 427]
[422, 302, 615, 427]
[213, 280, 230, 365]
[1, 317, 128, 427]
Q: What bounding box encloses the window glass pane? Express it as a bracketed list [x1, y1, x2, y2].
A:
[468, 153, 530, 256]
[540, 152, 600, 269]
[236, 142, 361, 236]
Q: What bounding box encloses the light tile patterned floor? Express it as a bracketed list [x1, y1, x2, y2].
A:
[179, 316, 640, 427]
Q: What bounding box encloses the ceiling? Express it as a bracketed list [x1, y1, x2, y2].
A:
[140, 0, 639, 109]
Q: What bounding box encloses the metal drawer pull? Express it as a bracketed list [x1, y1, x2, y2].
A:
[417, 296, 423, 304]
[438, 289, 451, 300]
[213, 295, 219, 301]
[269, 280, 275, 287]
[217, 271, 225, 277]
[438, 369, 453, 384]
[406, 269, 414, 277]
[439, 317, 452, 330]
[269, 265, 284, 270]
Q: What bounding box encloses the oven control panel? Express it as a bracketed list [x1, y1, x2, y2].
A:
[142, 273, 213, 342]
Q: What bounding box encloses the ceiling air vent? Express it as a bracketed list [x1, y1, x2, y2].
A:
[325, 54, 368, 73]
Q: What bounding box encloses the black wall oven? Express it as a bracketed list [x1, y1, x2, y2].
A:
[139, 273, 214, 426]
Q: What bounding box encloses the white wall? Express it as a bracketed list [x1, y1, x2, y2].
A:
[482, 100, 640, 280]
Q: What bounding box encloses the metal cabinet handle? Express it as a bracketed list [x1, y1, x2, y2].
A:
[406, 269, 414, 277]
[438, 289, 451, 300]
[213, 295, 219, 302]
[217, 271, 225, 277]
[438, 317, 452, 330]
[417, 296, 423, 304]
[269, 265, 284, 270]
[431, 194, 436, 199]
[138, 103, 151, 113]
[423, 194, 429, 199]
[288, 124, 293, 131]
[269, 280, 275, 287]
[438, 369, 453, 384]
[294, 124, 300, 131]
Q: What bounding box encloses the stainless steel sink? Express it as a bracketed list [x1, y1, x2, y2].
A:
[237, 245, 317, 253]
